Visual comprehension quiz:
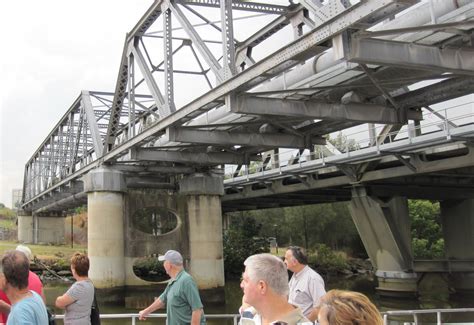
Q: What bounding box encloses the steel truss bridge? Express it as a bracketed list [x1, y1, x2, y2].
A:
[22, 0, 474, 213]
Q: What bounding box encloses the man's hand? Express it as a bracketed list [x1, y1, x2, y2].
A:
[138, 309, 149, 321]
[307, 306, 320, 322]
[138, 297, 164, 321]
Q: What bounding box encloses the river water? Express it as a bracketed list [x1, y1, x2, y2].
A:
[43, 275, 474, 324]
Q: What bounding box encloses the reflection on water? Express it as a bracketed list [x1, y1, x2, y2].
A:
[44, 275, 474, 325]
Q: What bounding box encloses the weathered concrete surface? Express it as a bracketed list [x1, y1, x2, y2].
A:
[350, 186, 417, 295]
[186, 195, 225, 289]
[124, 189, 187, 286]
[85, 167, 127, 288]
[88, 191, 126, 288]
[36, 216, 65, 244]
[180, 173, 225, 289]
[17, 215, 33, 243]
[441, 199, 474, 293]
[18, 213, 65, 244]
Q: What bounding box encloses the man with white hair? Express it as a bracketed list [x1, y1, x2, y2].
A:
[138, 250, 206, 325]
[0, 245, 45, 324]
[240, 253, 310, 325]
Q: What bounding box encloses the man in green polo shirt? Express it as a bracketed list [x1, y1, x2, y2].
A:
[138, 250, 206, 325]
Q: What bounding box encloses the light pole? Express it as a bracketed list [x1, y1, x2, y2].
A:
[273, 224, 278, 254]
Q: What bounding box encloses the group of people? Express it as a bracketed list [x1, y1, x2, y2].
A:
[0, 245, 382, 325]
[140, 247, 382, 325]
[0, 246, 95, 325]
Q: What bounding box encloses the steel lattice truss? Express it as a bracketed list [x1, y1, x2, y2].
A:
[23, 0, 474, 212]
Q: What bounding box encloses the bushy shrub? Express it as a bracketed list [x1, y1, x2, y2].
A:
[308, 244, 349, 274]
[133, 257, 167, 281]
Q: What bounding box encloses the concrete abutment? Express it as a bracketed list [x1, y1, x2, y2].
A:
[18, 210, 65, 244]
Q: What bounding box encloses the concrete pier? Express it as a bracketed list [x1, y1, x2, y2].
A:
[350, 186, 417, 296]
[17, 211, 33, 243]
[83, 167, 127, 288]
[180, 172, 225, 289]
[441, 199, 474, 294]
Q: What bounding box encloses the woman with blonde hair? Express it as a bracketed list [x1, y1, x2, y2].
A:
[317, 290, 382, 325]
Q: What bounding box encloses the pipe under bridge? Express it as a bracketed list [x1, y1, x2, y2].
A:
[19, 0, 474, 296]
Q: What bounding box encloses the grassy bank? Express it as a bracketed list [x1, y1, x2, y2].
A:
[0, 241, 86, 263]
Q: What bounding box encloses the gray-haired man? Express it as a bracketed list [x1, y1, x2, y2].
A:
[139, 250, 206, 325]
[285, 246, 326, 322]
[240, 253, 310, 325]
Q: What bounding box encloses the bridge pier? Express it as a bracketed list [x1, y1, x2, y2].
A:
[18, 210, 65, 244]
[441, 199, 474, 294]
[349, 186, 417, 297]
[179, 172, 225, 289]
[17, 211, 34, 243]
[83, 167, 127, 288]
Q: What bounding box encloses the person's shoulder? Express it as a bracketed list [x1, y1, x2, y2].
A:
[307, 266, 322, 277]
[180, 271, 194, 281]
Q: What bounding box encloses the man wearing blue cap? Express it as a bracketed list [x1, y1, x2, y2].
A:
[138, 250, 206, 325]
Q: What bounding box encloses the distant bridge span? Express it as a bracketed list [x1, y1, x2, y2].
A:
[19, 0, 474, 294]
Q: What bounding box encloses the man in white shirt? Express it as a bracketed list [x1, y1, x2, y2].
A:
[285, 246, 326, 322]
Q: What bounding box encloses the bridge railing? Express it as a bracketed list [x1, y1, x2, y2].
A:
[54, 312, 240, 325]
[52, 308, 474, 324]
[224, 104, 474, 182]
[381, 307, 474, 325]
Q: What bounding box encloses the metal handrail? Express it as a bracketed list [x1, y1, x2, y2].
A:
[54, 312, 241, 325]
[381, 307, 474, 325]
[224, 106, 474, 182]
[52, 307, 474, 324]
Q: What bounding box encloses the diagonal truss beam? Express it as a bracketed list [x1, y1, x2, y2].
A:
[130, 41, 170, 118]
[170, 1, 224, 83]
[167, 127, 326, 148]
[233, 96, 422, 124]
[104, 1, 165, 153]
[81, 91, 104, 157]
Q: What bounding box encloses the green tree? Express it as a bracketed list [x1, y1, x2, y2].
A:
[409, 200, 444, 258]
[328, 132, 360, 153]
[223, 213, 269, 277]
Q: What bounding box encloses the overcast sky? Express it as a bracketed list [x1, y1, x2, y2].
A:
[0, 0, 154, 207]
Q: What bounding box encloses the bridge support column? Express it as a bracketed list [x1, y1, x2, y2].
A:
[83, 167, 127, 288]
[349, 186, 417, 296]
[441, 199, 474, 294]
[179, 172, 225, 289]
[17, 211, 33, 243]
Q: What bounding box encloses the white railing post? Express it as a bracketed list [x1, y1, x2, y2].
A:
[444, 108, 451, 140]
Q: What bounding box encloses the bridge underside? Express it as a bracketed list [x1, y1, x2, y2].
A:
[222, 145, 474, 211]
